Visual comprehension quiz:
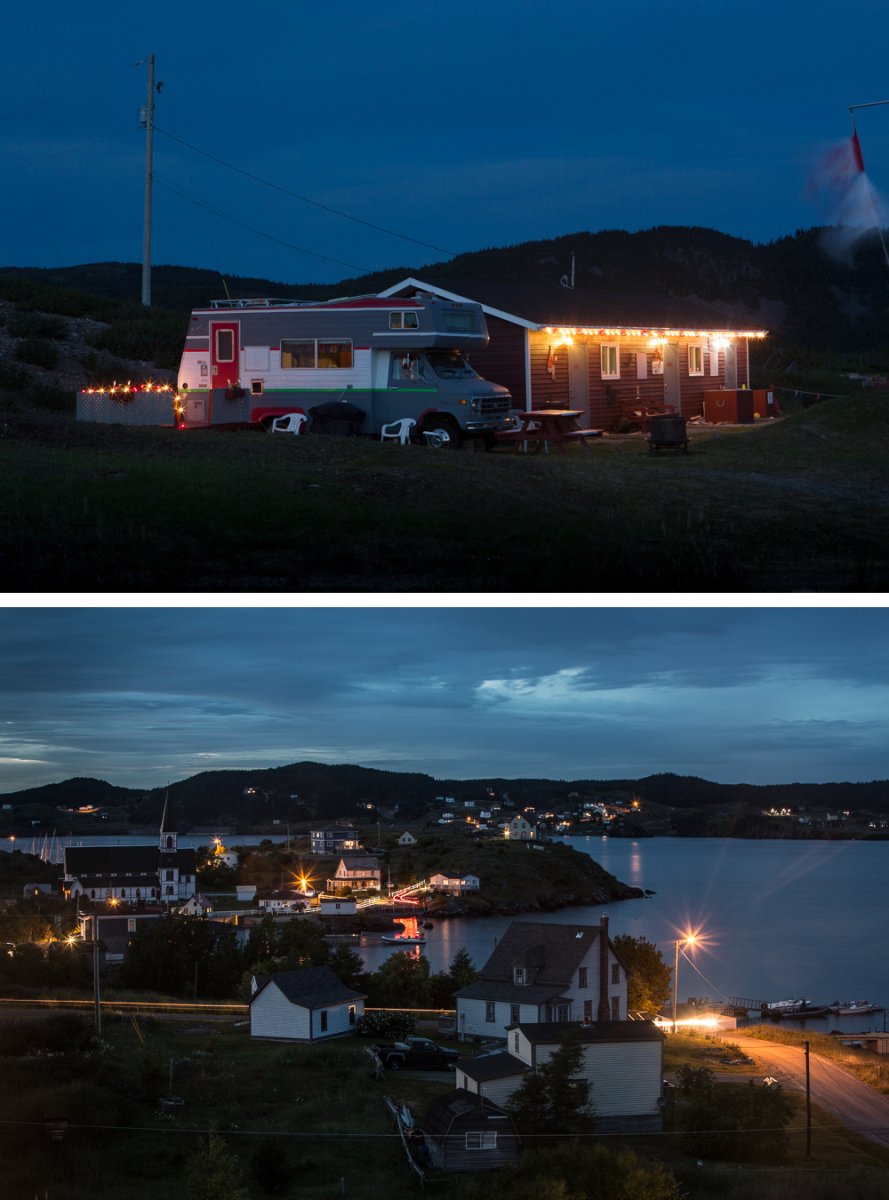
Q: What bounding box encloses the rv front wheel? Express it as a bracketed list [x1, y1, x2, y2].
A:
[420, 416, 461, 449]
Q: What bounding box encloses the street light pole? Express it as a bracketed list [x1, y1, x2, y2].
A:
[671, 932, 699, 1034]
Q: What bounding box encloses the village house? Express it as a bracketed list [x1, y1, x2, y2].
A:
[317, 895, 357, 915]
[397, 831, 417, 846]
[419, 1089, 521, 1172]
[258, 889, 308, 914]
[428, 871, 480, 895]
[455, 1020, 665, 1133]
[455, 917, 627, 1039]
[505, 815, 536, 841]
[379, 278, 768, 429]
[63, 801, 196, 905]
[250, 966, 365, 1042]
[326, 854, 381, 893]
[309, 827, 362, 855]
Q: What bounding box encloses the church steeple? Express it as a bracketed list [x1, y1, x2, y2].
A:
[159, 791, 177, 852]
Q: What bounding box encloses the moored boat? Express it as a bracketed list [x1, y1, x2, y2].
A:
[828, 1000, 883, 1015]
[763, 999, 830, 1019]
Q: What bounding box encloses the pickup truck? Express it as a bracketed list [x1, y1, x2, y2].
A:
[370, 1037, 460, 1071]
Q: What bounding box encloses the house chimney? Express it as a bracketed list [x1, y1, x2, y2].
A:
[597, 914, 610, 1023]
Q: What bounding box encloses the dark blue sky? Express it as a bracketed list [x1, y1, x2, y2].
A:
[2, 1, 888, 286]
[1, 606, 886, 793]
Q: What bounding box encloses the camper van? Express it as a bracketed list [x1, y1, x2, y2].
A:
[174, 292, 514, 445]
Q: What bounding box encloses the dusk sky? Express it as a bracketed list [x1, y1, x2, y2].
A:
[1, 605, 886, 795]
[3, 1, 889, 286]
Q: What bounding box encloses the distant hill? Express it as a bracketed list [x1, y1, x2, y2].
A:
[4, 223, 889, 365]
[2, 765, 888, 832]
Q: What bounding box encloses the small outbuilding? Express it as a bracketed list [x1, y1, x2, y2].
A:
[250, 966, 365, 1042]
[421, 1088, 520, 1172]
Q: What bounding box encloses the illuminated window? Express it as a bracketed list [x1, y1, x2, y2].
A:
[281, 340, 315, 368]
[601, 344, 619, 379]
[317, 341, 353, 368]
[688, 344, 704, 376]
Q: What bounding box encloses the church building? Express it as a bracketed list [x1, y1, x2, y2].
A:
[63, 798, 197, 905]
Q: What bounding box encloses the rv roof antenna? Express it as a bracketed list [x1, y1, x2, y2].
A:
[220, 275, 233, 302]
[560, 253, 575, 290]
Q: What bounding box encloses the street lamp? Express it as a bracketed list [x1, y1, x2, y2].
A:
[671, 932, 700, 1033]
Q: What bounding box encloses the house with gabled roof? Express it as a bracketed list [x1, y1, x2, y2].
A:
[455, 1020, 665, 1133]
[250, 966, 365, 1042]
[455, 916, 626, 1039]
[379, 277, 767, 429]
[326, 854, 381, 893]
[429, 871, 480, 895]
[420, 1088, 520, 1172]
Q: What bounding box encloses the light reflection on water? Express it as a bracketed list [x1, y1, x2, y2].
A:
[361, 837, 889, 1033]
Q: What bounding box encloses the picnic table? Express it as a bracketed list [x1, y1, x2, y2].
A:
[495, 409, 602, 453]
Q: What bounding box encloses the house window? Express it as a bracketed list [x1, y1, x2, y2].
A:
[601, 344, 619, 379]
[320, 1011, 328, 1033]
[281, 339, 315, 368]
[485, 1001, 496, 1023]
[583, 1000, 593, 1023]
[513, 966, 526, 985]
[611, 963, 620, 985]
[578, 967, 588, 989]
[127, 918, 136, 932]
[466, 1131, 497, 1150]
[349, 1005, 356, 1026]
[510, 1005, 520, 1026]
[611, 996, 620, 1020]
[165, 870, 173, 881]
[513, 1032, 520, 1053]
[688, 344, 704, 376]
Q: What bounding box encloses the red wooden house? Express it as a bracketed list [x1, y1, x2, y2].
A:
[380, 278, 767, 429]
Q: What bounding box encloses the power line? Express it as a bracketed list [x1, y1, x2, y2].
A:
[155, 125, 457, 258]
[154, 173, 372, 273]
[0, 62, 144, 124]
[0, 129, 132, 177]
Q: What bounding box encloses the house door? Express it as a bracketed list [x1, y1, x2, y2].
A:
[567, 344, 590, 423]
[210, 321, 240, 388]
[663, 344, 680, 414]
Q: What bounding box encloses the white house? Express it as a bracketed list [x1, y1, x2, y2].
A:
[250, 966, 365, 1042]
[397, 831, 417, 846]
[455, 917, 627, 1040]
[318, 896, 357, 915]
[326, 855, 381, 893]
[505, 815, 535, 841]
[455, 1020, 665, 1132]
[258, 889, 307, 914]
[429, 871, 480, 895]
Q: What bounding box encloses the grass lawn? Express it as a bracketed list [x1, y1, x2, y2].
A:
[2, 390, 889, 591]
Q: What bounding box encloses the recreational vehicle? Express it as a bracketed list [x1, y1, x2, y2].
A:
[174, 292, 514, 444]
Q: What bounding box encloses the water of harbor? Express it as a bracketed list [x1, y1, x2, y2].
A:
[359, 836, 889, 1035]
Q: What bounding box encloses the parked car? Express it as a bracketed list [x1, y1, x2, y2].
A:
[370, 1036, 460, 1071]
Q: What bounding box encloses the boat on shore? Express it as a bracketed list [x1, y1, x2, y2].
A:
[381, 933, 426, 945]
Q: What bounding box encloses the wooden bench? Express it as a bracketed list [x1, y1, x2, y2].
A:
[561, 428, 603, 445]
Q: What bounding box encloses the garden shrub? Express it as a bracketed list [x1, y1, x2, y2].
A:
[355, 1010, 416, 1040]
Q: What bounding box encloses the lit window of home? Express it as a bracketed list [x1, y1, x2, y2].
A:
[688, 343, 704, 376]
[601, 344, 619, 379]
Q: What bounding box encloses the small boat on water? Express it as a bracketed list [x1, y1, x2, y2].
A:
[381, 917, 425, 945]
[828, 1000, 884, 1015]
[763, 999, 830, 1019]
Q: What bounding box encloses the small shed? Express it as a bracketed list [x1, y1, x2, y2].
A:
[318, 896, 357, 915]
[250, 966, 365, 1042]
[422, 1088, 520, 1172]
[455, 1051, 528, 1108]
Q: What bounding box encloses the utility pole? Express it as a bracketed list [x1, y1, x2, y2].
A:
[804, 1040, 812, 1157]
[141, 54, 156, 307]
[93, 927, 102, 1037]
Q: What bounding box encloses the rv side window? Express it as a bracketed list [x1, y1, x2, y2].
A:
[250, 380, 264, 395]
[317, 341, 353, 368]
[215, 329, 235, 362]
[389, 311, 419, 329]
[443, 310, 476, 332]
[281, 340, 315, 368]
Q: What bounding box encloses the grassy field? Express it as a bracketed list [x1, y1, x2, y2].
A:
[3, 1019, 889, 1200]
[2, 389, 889, 592]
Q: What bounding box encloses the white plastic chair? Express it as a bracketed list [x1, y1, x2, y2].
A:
[271, 413, 308, 435]
[380, 417, 416, 445]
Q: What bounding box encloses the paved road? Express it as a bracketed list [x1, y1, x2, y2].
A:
[720, 1033, 889, 1149]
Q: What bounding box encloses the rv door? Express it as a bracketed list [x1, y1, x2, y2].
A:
[210, 321, 240, 388]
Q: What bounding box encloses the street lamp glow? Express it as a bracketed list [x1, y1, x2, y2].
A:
[671, 930, 702, 1034]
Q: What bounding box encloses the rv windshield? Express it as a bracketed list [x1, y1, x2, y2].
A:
[426, 351, 479, 379]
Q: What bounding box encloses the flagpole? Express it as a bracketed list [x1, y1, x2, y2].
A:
[848, 105, 889, 268]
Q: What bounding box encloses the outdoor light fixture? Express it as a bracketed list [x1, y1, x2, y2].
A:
[672, 931, 701, 1034]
